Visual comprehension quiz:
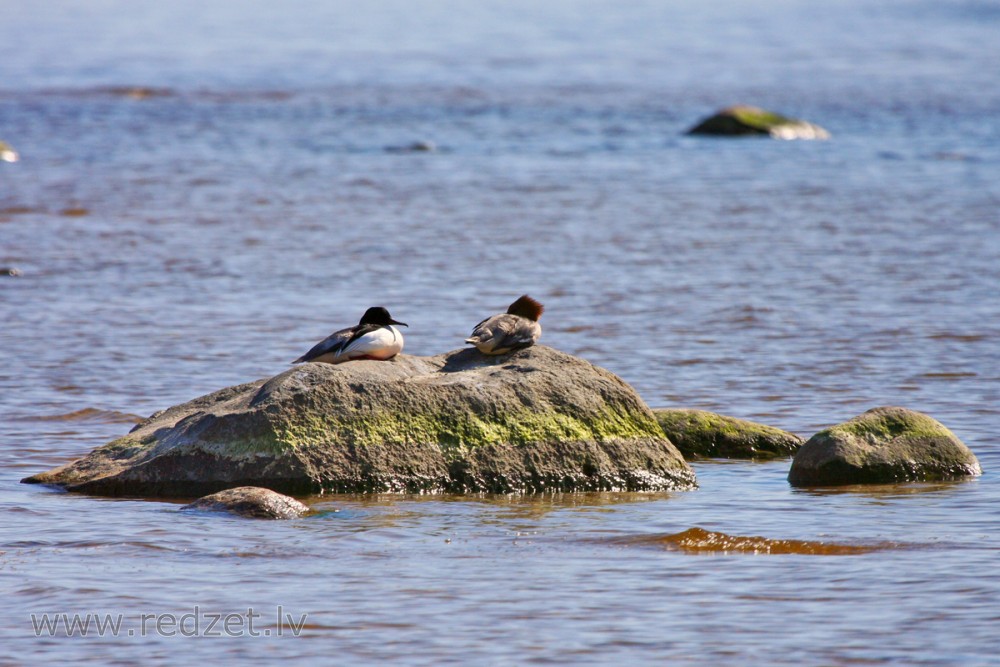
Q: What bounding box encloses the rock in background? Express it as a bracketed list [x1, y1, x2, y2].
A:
[0, 140, 18, 162]
[687, 106, 830, 140]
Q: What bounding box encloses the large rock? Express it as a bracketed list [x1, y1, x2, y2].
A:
[182, 486, 309, 519]
[23, 346, 696, 496]
[788, 407, 981, 486]
[653, 408, 803, 460]
[687, 105, 830, 140]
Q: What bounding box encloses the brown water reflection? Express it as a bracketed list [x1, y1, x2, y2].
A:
[599, 527, 910, 555]
[296, 491, 680, 526]
[790, 479, 980, 498]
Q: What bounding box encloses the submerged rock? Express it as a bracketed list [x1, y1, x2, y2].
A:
[687, 106, 830, 140]
[385, 140, 437, 153]
[23, 346, 695, 496]
[98, 86, 175, 100]
[653, 408, 803, 460]
[788, 407, 981, 486]
[182, 486, 309, 519]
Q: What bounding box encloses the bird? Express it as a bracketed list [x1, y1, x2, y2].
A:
[293, 306, 407, 364]
[465, 295, 543, 355]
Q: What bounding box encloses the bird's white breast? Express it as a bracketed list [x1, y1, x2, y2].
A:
[344, 325, 404, 359]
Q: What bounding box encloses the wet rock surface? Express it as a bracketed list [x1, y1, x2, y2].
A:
[653, 409, 803, 460]
[182, 486, 309, 519]
[788, 406, 981, 486]
[24, 346, 696, 496]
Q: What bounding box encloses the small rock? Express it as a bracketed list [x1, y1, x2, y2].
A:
[0, 140, 19, 163]
[385, 140, 437, 153]
[687, 106, 830, 140]
[788, 406, 981, 486]
[653, 408, 803, 460]
[182, 486, 309, 519]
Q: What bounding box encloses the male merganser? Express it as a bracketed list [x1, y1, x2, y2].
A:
[293, 306, 407, 364]
[465, 295, 543, 355]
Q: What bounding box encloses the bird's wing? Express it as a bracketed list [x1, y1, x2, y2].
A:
[338, 323, 386, 354]
[294, 324, 382, 363]
[491, 318, 539, 351]
[466, 314, 538, 350]
[466, 315, 494, 341]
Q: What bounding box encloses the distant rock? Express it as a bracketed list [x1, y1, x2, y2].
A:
[23, 346, 696, 496]
[385, 140, 437, 153]
[182, 486, 309, 519]
[687, 106, 830, 140]
[0, 140, 19, 163]
[99, 86, 174, 100]
[788, 407, 981, 486]
[653, 408, 803, 460]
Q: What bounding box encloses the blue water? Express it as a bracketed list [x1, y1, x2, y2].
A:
[2, 1, 1000, 664]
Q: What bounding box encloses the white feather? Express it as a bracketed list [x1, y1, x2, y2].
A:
[339, 325, 404, 360]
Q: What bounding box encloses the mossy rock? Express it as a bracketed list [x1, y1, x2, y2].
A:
[653, 408, 803, 460]
[687, 105, 830, 140]
[23, 346, 696, 496]
[182, 486, 309, 519]
[788, 407, 981, 486]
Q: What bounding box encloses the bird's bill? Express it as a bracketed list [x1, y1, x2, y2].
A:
[390, 319, 408, 327]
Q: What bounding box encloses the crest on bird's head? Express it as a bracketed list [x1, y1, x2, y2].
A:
[506, 295, 543, 321]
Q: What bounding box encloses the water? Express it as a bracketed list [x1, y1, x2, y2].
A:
[2, 0, 1000, 663]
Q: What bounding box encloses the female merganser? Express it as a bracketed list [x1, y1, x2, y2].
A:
[293, 306, 407, 364]
[465, 295, 543, 355]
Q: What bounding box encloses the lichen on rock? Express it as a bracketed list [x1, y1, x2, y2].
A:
[23, 346, 696, 496]
[653, 408, 803, 460]
[788, 406, 981, 486]
[687, 105, 830, 140]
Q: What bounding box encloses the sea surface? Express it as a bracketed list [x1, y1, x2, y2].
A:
[2, 1, 999, 664]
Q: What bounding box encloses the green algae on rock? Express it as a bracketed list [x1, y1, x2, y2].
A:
[687, 105, 830, 140]
[653, 408, 803, 460]
[23, 346, 696, 496]
[182, 486, 309, 519]
[788, 406, 981, 487]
